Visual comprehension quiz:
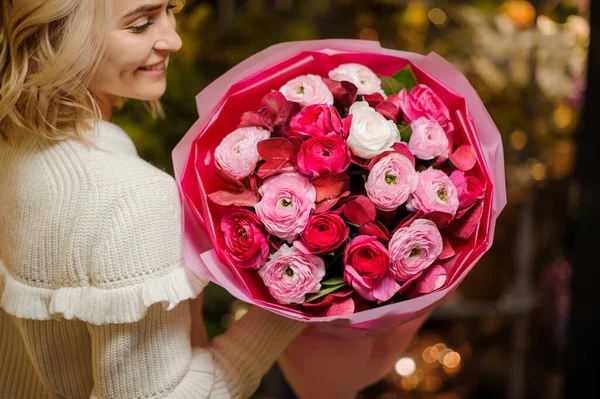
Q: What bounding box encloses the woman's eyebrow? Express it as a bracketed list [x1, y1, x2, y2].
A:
[122, 3, 163, 19]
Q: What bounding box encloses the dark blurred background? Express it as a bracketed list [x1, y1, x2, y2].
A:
[113, 1, 590, 397]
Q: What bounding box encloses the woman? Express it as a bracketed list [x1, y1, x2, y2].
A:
[0, 1, 304, 398]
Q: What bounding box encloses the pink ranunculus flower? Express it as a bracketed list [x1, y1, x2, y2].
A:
[365, 152, 418, 211]
[214, 126, 270, 179]
[399, 84, 454, 133]
[289, 104, 342, 138]
[407, 168, 459, 216]
[220, 208, 270, 270]
[279, 74, 334, 108]
[408, 117, 449, 161]
[296, 212, 349, 255]
[344, 235, 399, 302]
[328, 63, 386, 96]
[347, 101, 399, 159]
[254, 172, 316, 243]
[389, 219, 443, 281]
[258, 244, 326, 304]
[297, 133, 351, 177]
[450, 170, 485, 209]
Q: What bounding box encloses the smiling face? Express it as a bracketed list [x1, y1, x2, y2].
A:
[91, 0, 183, 105]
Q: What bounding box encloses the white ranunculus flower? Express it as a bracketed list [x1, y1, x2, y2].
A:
[328, 63, 385, 96]
[279, 74, 334, 108]
[347, 101, 399, 159]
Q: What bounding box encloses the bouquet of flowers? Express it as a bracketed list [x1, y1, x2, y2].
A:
[174, 39, 505, 336]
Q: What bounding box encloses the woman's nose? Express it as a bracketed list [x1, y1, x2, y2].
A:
[154, 18, 182, 53]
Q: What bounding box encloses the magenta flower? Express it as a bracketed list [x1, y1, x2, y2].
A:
[297, 133, 351, 177]
[221, 208, 270, 270]
[289, 104, 342, 137]
[344, 235, 399, 302]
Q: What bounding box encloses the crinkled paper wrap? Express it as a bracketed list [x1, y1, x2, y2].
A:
[173, 39, 506, 338]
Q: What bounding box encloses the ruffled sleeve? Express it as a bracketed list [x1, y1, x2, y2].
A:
[0, 174, 208, 324]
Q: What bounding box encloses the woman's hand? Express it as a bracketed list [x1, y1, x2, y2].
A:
[278, 312, 430, 399]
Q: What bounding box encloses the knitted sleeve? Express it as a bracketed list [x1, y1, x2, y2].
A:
[87, 303, 304, 399]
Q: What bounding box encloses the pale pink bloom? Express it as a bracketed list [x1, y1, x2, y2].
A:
[408, 117, 449, 160]
[214, 126, 270, 179]
[328, 63, 385, 96]
[389, 219, 443, 281]
[407, 168, 459, 216]
[254, 172, 316, 243]
[365, 152, 418, 211]
[258, 244, 326, 304]
[279, 74, 334, 107]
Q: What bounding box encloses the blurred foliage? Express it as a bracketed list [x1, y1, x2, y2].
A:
[113, 1, 587, 396]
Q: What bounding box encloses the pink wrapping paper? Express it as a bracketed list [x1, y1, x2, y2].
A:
[173, 39, 506, 339]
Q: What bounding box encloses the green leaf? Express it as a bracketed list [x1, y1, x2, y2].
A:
[379, 75, 405, 96]
[417, 157, 439, 168]
[398, 124, 412, 142]
[321, 276, 345, 286]
[441, 158, 457, 169]
[392, 66, 419, 92]
[305, 282, 346, 302]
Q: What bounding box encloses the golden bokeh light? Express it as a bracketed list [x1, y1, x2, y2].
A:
[500, 0, 536, 28]
[553, 104, 575, 130]
[428, 8, 447, 25]
[531, 162, 547, 182]
[442, 351, 461, 368]
[510, 129, 528, 150]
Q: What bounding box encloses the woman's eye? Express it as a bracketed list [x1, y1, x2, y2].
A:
[129, 21, 153, 33]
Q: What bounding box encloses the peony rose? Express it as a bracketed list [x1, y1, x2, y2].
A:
[289, 104, 342, 137]
[254, 172, 316, 242]
[388, 219, 443, 281]
[297, 133, 351, 177]
[344, 235, 399, 302]
[296, 212, 349, 255]
[328, 63, 385, 96]
[258, 244, 326, 304]
[365, 152, 418, 211]
[450, 170, 485, 209]
[407, 168, 459, 216]
[221, 208, 270, 270]
[347, 101, 399, 159]
[279, 74, 334, 108]
[214, 126, 270, 179]
[408, 117, 449, 160]
[399, 84, 454, 132]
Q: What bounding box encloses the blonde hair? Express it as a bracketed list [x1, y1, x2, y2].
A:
[0, 0, 113, 144]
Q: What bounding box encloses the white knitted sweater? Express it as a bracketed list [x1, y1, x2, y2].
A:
[0, 120, 304, 399]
